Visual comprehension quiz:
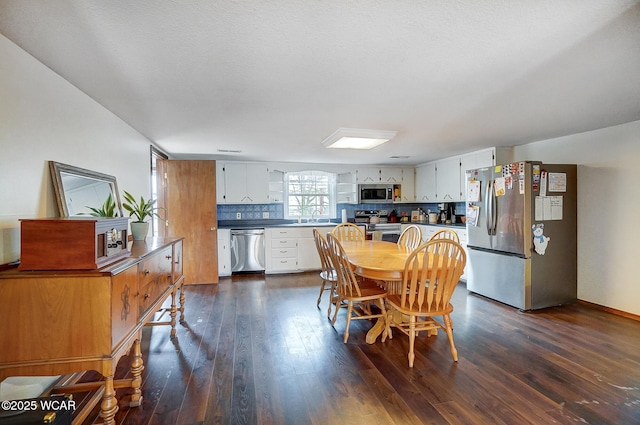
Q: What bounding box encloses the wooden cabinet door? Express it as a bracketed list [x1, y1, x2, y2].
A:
[159, 160, 218, 284]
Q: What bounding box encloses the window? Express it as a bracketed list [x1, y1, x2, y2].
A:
[284, 170, 336, 220]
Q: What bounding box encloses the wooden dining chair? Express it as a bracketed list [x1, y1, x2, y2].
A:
[383, 239, 466, 367]
[331, 222, 365, 242]
[326, 233, 387, 343]
[429, 228, 460, 243]
[312, 228, 340, 319]
[397, 224, 422, 250]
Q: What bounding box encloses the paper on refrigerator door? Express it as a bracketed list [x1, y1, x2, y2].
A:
[535, 196, 563, 220]
[467, 180, 481, 202]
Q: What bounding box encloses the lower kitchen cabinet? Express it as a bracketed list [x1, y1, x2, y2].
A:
[265, 225, 335, 273]
[408, 224, 469, 281]
[217, 228, 231, 277]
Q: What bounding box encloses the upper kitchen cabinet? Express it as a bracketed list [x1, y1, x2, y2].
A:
[380, 167, 403, 183]
[396, 167, 415, 202]
[217, 162, 270, 204]
[415, 163, 437, 202]
[337, 172, 357, 203]
[355, 167, 381, 183]
[435, 157, 462, 201]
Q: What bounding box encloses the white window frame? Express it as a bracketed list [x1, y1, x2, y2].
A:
[284, 170, 336, 220]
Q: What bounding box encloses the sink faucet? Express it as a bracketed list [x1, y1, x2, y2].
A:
[311, 209, 321, 223]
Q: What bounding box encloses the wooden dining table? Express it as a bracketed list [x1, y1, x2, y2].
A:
[340, 240, 439, 344]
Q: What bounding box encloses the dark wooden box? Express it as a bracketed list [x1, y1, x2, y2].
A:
[19, 217, 130, 270]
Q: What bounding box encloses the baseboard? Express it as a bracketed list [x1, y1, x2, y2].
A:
[577, 300, 640, 322]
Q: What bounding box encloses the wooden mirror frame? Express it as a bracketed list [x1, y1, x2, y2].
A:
[49, 161, 124, 217]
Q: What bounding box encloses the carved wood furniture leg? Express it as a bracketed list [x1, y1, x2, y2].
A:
[365, 318, 386, 344]
[170, 287, 178, 337]
[179, 284, 186, 322]
[99, 375, 118, 425]
[129, 337, 144, 407]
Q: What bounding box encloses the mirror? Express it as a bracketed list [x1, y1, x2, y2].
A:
[49, 161, 123, 217]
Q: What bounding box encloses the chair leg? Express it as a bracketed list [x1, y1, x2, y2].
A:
[331, 295, 342, 325]
[443, 314, 458, 362]
[408, 316, 416, 367]
[328, 282, 337, 319]
[343, 302, 354, 343]
[316, 279, 326, 307]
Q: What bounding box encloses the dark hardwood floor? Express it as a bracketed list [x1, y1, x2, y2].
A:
[83, 273, 640, 425]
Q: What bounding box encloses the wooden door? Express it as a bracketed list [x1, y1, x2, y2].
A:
[158, 160, 218, 284]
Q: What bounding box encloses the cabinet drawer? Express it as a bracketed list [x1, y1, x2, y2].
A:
[138, 248, 173, 318]
[271, 247, 297, 258]
[139, 247, 172, 287]
[270, 257, 298, 271]
[138, 277, 171, 319]
[271, 238, 296, 249]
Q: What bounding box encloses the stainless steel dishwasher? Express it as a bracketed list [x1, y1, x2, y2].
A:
[230, 228, 265, 273]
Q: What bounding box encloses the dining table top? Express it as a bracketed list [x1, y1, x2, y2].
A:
[340, 240, 414, 281]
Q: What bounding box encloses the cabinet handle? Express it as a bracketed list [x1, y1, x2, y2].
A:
[143, 269, 150, 276]
[165, 255, 172, 260]
[144, 294, 150, 300]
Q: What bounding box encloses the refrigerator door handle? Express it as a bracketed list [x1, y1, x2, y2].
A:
[485, 179, 494, 236]
[490, 179, 497, 235]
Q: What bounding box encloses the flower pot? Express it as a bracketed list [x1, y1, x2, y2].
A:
[130, 221, 149, 241]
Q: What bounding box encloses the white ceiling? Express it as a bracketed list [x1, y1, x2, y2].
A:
[1, 0, 639, 165]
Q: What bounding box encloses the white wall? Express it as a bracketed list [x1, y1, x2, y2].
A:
[514, 120, 640, 316]
[0, 34, 152, 264]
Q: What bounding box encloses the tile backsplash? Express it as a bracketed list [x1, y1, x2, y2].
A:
[217, 202, 465, 221]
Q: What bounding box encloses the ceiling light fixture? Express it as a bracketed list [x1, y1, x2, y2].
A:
[322, 128, 398, 150]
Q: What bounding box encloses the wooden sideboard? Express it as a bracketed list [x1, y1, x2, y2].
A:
[0, 237, 185, 425]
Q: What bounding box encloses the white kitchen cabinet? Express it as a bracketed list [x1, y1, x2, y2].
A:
[392, 167, 415, 203]
[268, 169, 284, 203]
[356, 167, 381, 183]
[218, 162, 269, 204]
[217, 229, 231, 277]
[337, 172, 357, 203]
[265, 226, 335, 273]
[380, 167, 403, 183]
[415, 163, 437, 202]
[436, 157, 462, 202]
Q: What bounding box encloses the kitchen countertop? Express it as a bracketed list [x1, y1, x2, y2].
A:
[218, 219, 466, 229]
[217, 219, 343, 229]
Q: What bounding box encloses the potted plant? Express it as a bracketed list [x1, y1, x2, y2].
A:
[122, 191, 162, 240]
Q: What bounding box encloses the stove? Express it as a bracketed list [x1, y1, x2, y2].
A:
[354, 209, 389, 224]
[355, 209, 402, 241]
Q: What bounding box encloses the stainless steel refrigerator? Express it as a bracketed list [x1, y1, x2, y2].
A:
[465, 161, 577, 310]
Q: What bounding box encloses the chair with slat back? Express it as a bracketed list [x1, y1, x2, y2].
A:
[331, 222, 365, 242]
[312, 228, 340, 319]
[326, 233, 387, 343]
[383, 239, 466, 367]
[429, 228, 460, 243]
[397, 225, 422, 250]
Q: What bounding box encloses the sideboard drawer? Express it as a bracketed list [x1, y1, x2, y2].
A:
[137, 247, 173, 318]
[138, 247, 172, 287]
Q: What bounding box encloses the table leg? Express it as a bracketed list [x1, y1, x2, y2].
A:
[365, 318, 386, 344]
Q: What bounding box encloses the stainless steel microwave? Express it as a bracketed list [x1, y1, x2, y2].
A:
[358, 184, 394, 203]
